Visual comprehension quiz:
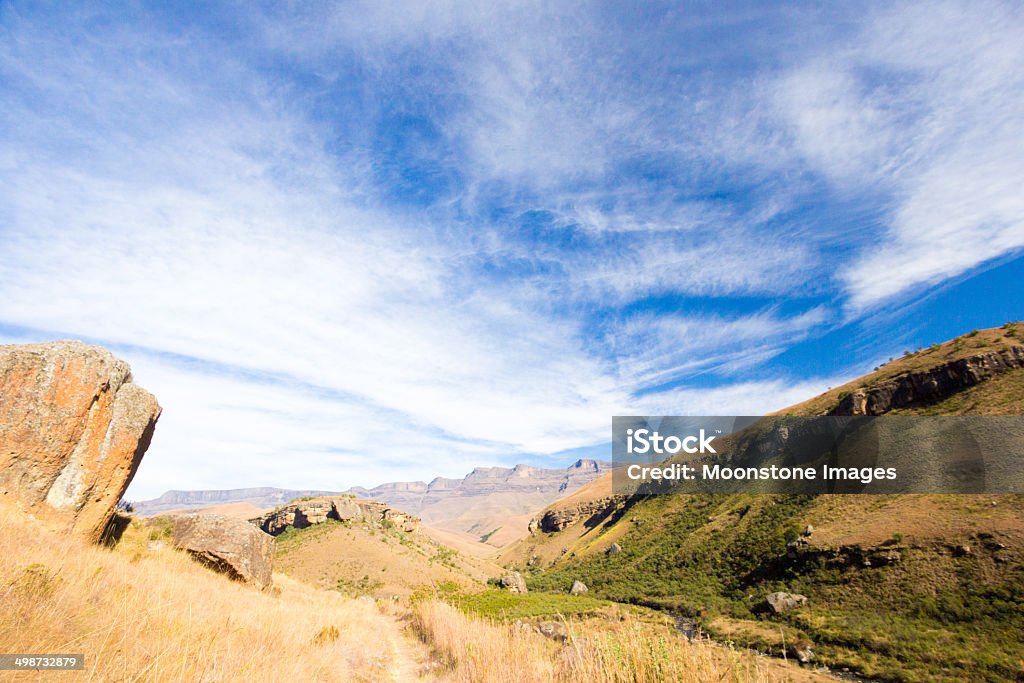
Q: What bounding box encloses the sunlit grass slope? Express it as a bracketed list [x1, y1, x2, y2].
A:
[0, 514, 395, 682]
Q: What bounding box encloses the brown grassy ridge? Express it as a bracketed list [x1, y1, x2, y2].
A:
[783, 321, 1024, 416]
[0, 512, 396, 682]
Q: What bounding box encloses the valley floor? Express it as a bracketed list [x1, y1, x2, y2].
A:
[0, 509, 841, 682]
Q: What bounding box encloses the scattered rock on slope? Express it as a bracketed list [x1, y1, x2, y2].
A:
[499, 571, 528, 593]
[0, 341, 161, 541]
[789, 638, 814, 664]
[169, 513, 276, 590]
[762, 592, 807, 614]
[570, 580, 588, 595]
[536, 621, 569, 643]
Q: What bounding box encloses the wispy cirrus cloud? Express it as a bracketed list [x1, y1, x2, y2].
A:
[1, 1, 1018, 498]
[769, 1, 1024, 309]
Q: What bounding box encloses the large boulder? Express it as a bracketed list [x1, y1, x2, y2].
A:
[0, 341, 160, 541]
[536, 621, 569, 643]
[570, 580, 588, 595]
[169, 513, 275, 590]
[499, 571, 528, 594]
[762, 592, 808, 615]
[788, 638, 814, 664]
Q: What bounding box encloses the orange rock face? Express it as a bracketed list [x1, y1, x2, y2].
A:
[0, 341, 161, 541]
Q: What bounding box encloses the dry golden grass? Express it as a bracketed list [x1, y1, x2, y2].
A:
[411, 600, 784, 683]
[0, 513, 396, 682]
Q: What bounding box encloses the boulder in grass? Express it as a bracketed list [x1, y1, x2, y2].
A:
[170, 513, 275, 590]
[763, 592, 807, 615]
[499, 571, 528, 594]
[536, 621, 569, 643]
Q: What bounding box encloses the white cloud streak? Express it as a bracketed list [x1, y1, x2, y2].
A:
[6, 2, 1010, 498]
[770, 1, 1024, 309]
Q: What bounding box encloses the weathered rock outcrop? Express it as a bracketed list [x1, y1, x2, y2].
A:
[830, 347, 1024, 416]
[761, 591, 807, 614]
[499, 571, 528, 593]
[0, 341, 161, 541]
[250, 496, 419, 535]
[536, 621, 569, 643]
[537, 495, 627, 532]
[170, 513, 275, 590]
[789, 638, 814, 664]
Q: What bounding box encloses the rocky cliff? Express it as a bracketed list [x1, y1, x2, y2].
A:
[829, 346, 1024, 416]
[250, 495, 419, 535]
[347, 459, 610, 506]
[534, 495, 628, 533]
[0, 341, 161, 541]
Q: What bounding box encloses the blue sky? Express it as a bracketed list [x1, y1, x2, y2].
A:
[1, 1, 1021, 498]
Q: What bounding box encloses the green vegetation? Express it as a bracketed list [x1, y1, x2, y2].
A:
[145, 516, 175, 541]
[334, 574, 383, 597]
[522, 491, 1024, 681]
[431, 545, 459, 568]
[275, 519, 346, 554]
[479, 527, 500, 543]
[526, 495, 813, 614]
[452, 589, 611, 620]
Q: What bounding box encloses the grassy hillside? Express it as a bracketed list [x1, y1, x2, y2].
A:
[0, 504, 829, 682]
[273, 515, 503, 598]
[507, 324, 1024, 682]
[0, 513, 400, 681]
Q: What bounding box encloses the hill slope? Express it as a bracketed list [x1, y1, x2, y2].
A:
[0, 511, 411, 681]
[504, 323, 1024, 682]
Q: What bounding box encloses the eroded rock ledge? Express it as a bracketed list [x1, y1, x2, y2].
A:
[0, 341, 161, 541]
[533, 495, 628, 533]
[829, 346, 1024, 416]
[250, 495, 419, 535]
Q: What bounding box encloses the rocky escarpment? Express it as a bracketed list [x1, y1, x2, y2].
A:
[533, 495, 628, 533]
[830, 346, 1024, 416]
[250, 496, 419, 536]
[0, 341, 161, 541]
[346, 458, 611, 509]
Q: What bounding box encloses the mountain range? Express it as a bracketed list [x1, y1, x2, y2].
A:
[134, 458, 611, 548]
